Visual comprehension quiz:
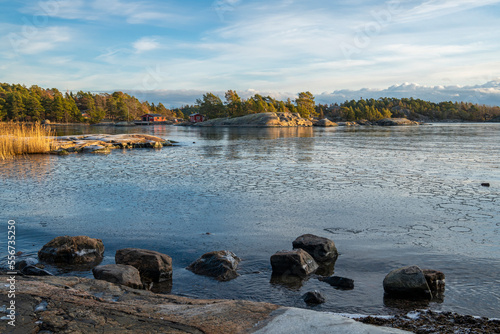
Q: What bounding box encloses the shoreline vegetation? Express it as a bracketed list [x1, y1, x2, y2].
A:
[0, 122, 54, 160]
[1, 83, 500, 124]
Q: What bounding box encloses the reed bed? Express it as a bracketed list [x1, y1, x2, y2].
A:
[0, 122, 55, 160]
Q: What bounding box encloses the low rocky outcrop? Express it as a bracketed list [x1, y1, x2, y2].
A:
[51, 134, 172, 155]
[376, 118, 420, 126]
[314, 118, 338, 127]
[318, 276, 354, 289]
[302, 291, 326, 304]
[115, 248, 173, 283]
[92, 264, 143, 289]
[187, 250, 241, 281]
[292, 234, 338, 263]
[38, 235, 104, 265]
[193, 112, 313, 127]
[270, 249, 319, 277]
[383, 265, 432, 298]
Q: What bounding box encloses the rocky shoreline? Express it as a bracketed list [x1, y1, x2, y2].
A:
[50, 134, 174, 155]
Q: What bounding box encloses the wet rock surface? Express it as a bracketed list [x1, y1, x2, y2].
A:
[38, 235, 104, 265]
[358, 310, 500, 334]
[302, 291, 326, 304]
[187, 250, 241, 281]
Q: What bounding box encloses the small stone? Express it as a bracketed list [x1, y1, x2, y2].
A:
[15, 257, 38, 270]
[303, 291, 326, 304]
[319, 276, 354, 289]
[481, 183, 490, 187]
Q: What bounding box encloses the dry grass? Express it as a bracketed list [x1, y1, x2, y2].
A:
[0, 122, 55, 160]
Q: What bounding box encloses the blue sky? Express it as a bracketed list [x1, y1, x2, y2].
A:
[1, 0, 500, 106]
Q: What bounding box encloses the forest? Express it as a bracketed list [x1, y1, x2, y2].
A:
[1, 83, 499, 123]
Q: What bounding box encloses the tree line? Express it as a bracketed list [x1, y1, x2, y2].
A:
[0, 83, 183, 123]
[1, 83, 499, 123]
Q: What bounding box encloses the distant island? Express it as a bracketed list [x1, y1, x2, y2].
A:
[1, 83, 499, 124]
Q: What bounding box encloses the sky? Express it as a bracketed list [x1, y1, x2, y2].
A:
[1, 0, 500, 107]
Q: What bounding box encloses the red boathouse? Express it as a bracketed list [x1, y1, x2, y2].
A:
[189, 113, 207, 123]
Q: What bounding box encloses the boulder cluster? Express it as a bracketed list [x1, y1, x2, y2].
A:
[25, 234, 444, 306]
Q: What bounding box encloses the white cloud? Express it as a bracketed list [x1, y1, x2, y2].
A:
[2, 26, 72, 55]
[133, 37, 160, 53]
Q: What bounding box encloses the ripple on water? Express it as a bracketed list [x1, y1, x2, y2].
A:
[448, 226, 472, 233]
[410, 224, 433, 231]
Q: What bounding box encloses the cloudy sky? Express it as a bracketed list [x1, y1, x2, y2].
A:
[1, 0, 499, 106]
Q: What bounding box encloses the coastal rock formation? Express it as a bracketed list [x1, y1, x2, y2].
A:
[15, 257, 38, 270]
[383, 265, 431, 298]
[270, 249, 319, 277]
[38, 235, 104, 265]
[115, 248, 173, 283]
[292, 234, 338, 263]
[376, 118, 420, 126]
[187, 250, 241, 281]
[51, 134, 172, 154]
[314, 118, 338, 127]
[92, 264, 143, 289]
[318, 276, 354, 289]
[193, 112, 313, 127]
[21, 265, 53, 276]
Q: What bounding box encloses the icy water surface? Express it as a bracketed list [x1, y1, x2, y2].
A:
[1, 123, 499, 318]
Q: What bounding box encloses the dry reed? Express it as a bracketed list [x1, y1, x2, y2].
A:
[0, 122, 55, 160]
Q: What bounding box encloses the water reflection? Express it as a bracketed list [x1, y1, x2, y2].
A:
[0, 154, 54, 181]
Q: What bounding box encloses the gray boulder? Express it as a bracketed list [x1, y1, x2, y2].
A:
[38, 235, 104, 265]
[187, 250, 241, 281]
[270, 249, 319, 277]
[115, 248, 172, 283]
[92, 264, 142, 289]
[383, 265, 431, 298]
[292, 234, 338, 262]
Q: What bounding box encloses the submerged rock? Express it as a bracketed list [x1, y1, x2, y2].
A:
[302, 291, 326, 304]
[92, 264, 142, 289]
[318, 276, 354, 289]
[38, 235, 104, 265]
[292, 234, 338, 263]
[21, 265, 53, 276]
[383, 265, 431, 299]
[270, 249, 319, 278]
[115, 248, 173, 283]
[187, 250, 241, 281]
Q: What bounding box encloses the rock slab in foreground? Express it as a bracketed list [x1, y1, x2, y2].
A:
[292, 234, 338, 262]
[38, 235, 104, 265]
[383, 265, 431, 298]
[187, 250, 241, 281]
[270, 249, 319, 277]
[115, 248, 173, 283]
[92, 264, 143, 289]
